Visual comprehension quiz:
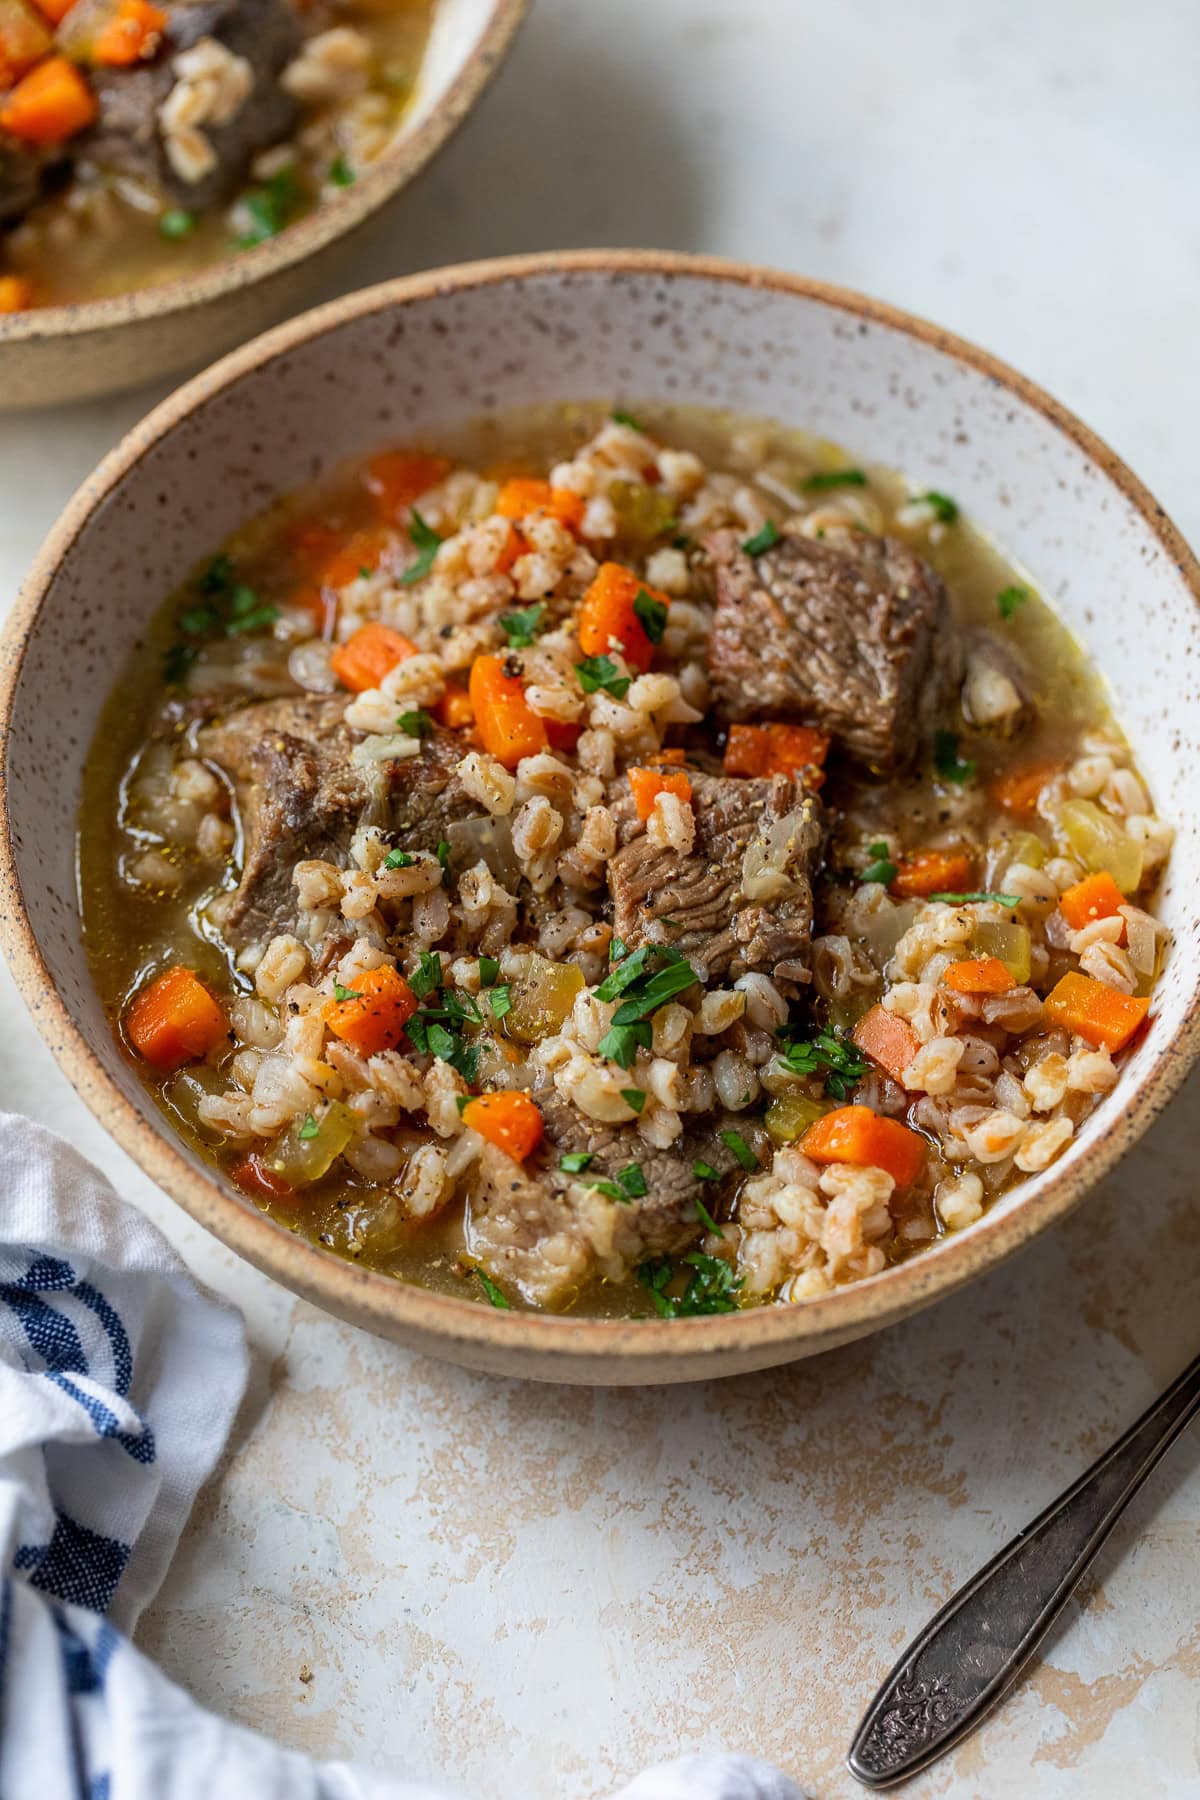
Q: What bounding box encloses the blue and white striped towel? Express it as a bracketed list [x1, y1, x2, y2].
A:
[0, 1112, 804, 1800]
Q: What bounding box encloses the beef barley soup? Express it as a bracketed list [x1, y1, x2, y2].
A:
[78, 404, 1173, 1318]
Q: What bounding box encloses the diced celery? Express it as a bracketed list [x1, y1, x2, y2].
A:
[269, 1099, 357, 1184]
[609, 479, 678, 541]
[826, 991, 875, 1034]
[764, 1093, 831, 1145]
[970, 919, 1032, 983]
[502, 956, 585, 1044]
[1057, 799, 1144, 893]
[1005, 830, 1046, 871]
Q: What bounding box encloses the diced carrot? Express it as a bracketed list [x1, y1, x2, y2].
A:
[991, 759, 1062, 817]
[852, 1005, 921, 1082]
[28, 0, 76, 22]
[800, 1105, 927, 1189]
[942, 956, 1015, 996]
[1043, 971, 1149, 1053]
[0, 0, 51, 84]
[495, 477, 586, 533]
[319, 525, 391, 592]
[437, 685, 475, 731]
[723, 721, 831, 786]
[890, 849, 973, 899]
[0, 274, 32, 312]
[287, 516, 341, 568]
[323, 965, 418, 1057]
[649, 747, 688, 765]
[125, 967, 228, 1071]
[461, 1091, 544, 1163]
[628, 765, 692, 824]
[91, 0, 165, 64]
[330, 621, 417, 692]
[1059, 871, 1126, 935]
[0, 54, 95, 142]
[231, 1153, 294, 1204]
[577, 561, 669, 674]
[468, 653, 548, 769]
[364, 450, 451, 521]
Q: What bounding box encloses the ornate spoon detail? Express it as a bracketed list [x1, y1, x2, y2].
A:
[847, 1351, 1200, 1788]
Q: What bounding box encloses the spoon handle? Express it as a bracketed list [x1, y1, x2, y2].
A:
[847, 1351, 1200, 1789]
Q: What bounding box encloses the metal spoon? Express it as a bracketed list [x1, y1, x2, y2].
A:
[847, 1350, 1200, 1788]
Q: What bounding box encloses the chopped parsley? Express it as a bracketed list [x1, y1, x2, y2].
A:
[912, 490, 959, 523]
[396, 710, 433, 737]
[576, 654, 631, 699]
[478, 955, 500, 988]
[225, 585, 279, 635]
[329, 154, 356, 187]
[775, 1031, 867, 1100]
[595, 1019, 652, 1070]
[498, 603, 545, 648]
[163, 643, 198, 684]
[473, 1266, 510, 1309]
[742, 519, 781, 557]
[593, 946, 700, 1069]
[383, 847, 414, 869]
[861, 841, 898, 886]
[488, 984, 513, 1021]
[409, 951, 444, 999]
[997, 584, 1030, 620]
[610, 936, 628, 962]
[720, 1129, 758, 1172]
[803, 468, 867, 491]
[159, 208, 195, 240]
[620, 1088, 646, 1114]
[236, 166, 300, 248]
[406, 1010, 480, 1083]
[617, 1162, 648, 1198]
[692, 1160, 720, 1182]
[934, 729, 977, 785]
[298, 1113, 320, 1141]
[694, 1194, 722, 1236]
[611, 408, 644, 431]
[200, 554, 234, 595]
[436, 840, 451, 875]
[560, 1151, 594, 1174]
[588, 1180, 625, 1201]
[928, 890, 1021, 908]
[632, 588, 668, 645]
[400, 509, 442, 586]
[455, 1095, 472, 1115]
[333, 983, 363, 1003]
[638, 1252, 743, 1318]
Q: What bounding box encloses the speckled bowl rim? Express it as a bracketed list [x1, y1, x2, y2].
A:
[4, 249, 1199, 1374]
[0, 0, 528, 344]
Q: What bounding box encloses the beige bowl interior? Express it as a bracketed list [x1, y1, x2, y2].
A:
[0, 0, 527, 409]
[3, 254, 1198, 1383]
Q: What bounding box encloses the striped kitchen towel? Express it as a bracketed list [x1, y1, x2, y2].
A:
[0, 1112, 804, 1800]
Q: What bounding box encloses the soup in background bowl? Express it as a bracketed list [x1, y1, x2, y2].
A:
[3, 254, 1198, 1383]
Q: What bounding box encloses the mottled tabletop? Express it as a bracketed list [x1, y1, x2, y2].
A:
[2, 1, 1199, 1795]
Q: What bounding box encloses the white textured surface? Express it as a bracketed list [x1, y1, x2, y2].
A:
[1, 1, 1199, 1794]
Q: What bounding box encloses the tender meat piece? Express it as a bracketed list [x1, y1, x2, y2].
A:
[198, 697, 475, 945]
[465, 1088, 757, 1308]
[78, 0, 300, 210]
[960, 629, 1035, 738]
[705, 527, 960, 771]
[606, 770, 824, 985]
[0, 136, 45, 226]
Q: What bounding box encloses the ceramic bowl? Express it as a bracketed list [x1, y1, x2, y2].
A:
[0, 0, 527, 410]
[3, 251, 1198, 1384]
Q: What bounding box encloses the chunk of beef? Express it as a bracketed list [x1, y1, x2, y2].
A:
[77, 0, 300, 211]
[705, 527, 960, 771]
[0, 136, 45, 226]
[465, 1086, 760, 1308]
[198, 697, 475, 946]
[606, 770, 824, 985]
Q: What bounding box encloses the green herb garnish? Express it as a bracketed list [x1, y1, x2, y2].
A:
[383, 847, 414, 869]
[620, 1088, 646, 1114]
[436, 840, 451, 875]
[934, 730, 977, 785]
[163, 642, 198, 684]
[611, 409, 644, 431]
[632, 588, 668, 645]
[720, 1129, 758, 1172]
[329, 155, 356, 187]
[396, 710, 433, 737]
[803, 468, 867, 491]
[560, 1151, 594, 1174]
[774, 1031, 868, 1100]
[236, 167, 299, 248]
[928, 890, 1021, 908]
[997, 584, 1029, 620]
[488, 984, 513, 1021]
[298, 1113, 319, 1141]
[474, 1266, 511, 1309]
[576, 654, 631, 699]
[400, 509, 442, 586]
[596, 1019, 653, 1070]
[742, 520, 781, 556]
[610, 936, 628, 962]
[637, 1252, 743, 1318]
[912, 490, 958, 523]
[498, 603, 545, 648]
[409, 951, 444, 999]
[200, 554, 234, 596]
[478, 955, 500, 988]
[618, 1163, 648, 1198]
[692, 1160, 719, 1181]
[861, 841, 898, 885]
[333, 983, 363, 1003]
[159, 208, 196, 240]
[694, 1194, 722, 1236]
